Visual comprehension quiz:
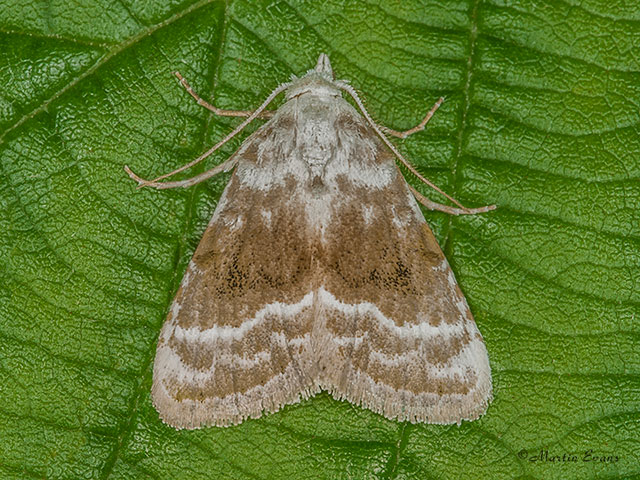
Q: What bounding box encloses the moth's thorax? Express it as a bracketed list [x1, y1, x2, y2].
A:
[240, 84, 393, 197]
[291, 94, 341, 179]
[284, 77, 345, 178]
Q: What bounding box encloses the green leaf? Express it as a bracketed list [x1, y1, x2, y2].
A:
[1, 0, 638, 478]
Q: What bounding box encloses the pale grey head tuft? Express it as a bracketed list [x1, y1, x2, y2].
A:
[314, 53, 334, 80]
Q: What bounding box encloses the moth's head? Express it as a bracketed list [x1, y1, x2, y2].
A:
[285, 53, 341, 100]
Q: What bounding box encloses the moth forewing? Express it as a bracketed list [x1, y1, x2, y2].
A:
[151, 125, 320, 429]
[316, 181, 493, 424]
[130, 53, 493, 429]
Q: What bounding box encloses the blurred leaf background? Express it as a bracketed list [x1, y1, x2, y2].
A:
[0, 0, 638, 479]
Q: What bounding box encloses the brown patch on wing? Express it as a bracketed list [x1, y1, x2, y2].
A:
[178, 180, 313, 328]
[322, 174, 457, 326]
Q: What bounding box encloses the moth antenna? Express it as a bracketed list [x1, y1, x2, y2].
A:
[337, 82, 471, 211]
[126, 80, 292, 188]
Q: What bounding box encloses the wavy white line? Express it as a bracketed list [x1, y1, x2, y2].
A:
[171, 286, 470, 345]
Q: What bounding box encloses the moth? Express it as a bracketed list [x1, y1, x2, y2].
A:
[126, 54, 494, 429]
